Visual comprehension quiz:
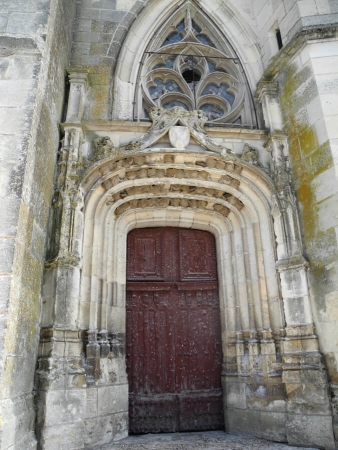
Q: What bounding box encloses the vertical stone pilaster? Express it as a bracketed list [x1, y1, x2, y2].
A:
[331, 383, 338, 446]
[260, 329, 279, 377]
[66, 71, 89, 124]
[255, 81, 283, 132]
[47, 126, 85, 330]
[37, 74, 88, 448]
[256, 79, 335, 449]
[281, 324, 335, 449]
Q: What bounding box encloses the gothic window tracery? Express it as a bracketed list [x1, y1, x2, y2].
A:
[137, 3, 255, 126]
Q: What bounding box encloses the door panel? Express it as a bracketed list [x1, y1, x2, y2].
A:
[178, 229, 217, 281]
[126, 227, 223, 434]
[127, 229, 165, 281]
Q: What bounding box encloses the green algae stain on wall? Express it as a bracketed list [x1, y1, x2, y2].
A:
[278, 59, 337, 269]
[279, 59, 338, 386]
[299, 127, 319, 156]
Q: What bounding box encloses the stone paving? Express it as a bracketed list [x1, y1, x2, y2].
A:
[95, 431, 317, 450]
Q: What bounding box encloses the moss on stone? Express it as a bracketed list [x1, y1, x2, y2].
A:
[310, 141, 333, 178]
[89, 72, 111, 85]
[276, 53, 338, 351]
[299, 126, 319, 156]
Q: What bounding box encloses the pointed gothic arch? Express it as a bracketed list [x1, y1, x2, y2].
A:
[112, 0, 263, 121]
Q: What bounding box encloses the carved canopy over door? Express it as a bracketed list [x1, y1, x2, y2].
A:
[126, 227, 223, 433]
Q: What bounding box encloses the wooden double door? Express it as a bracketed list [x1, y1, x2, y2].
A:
[126, 227, 224, 434]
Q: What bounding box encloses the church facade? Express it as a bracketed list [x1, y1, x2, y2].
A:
[0, 0, 338, 449]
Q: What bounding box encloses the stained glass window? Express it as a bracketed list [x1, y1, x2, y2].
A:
[149, 79, 164, 100]
[165, 81, 181, 93]
[149, 79, 181, 101]
[202, 83, 235, 105]
[192, 20, 202, 33]
[141, 5, 251, 125]
[207, 59, 228, 74]
[153, 57, 175, 69]
[162, 32, 183, 46]
[197, 34, 215, 47]
[162, 20, 185, 46]
[163, 101, 189, 110]
[200, 104, 225, 120]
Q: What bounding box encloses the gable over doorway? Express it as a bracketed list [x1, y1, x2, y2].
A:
[126, 227, 223, 433]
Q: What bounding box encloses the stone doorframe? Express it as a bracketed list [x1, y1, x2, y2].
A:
[79, 148, 323, 438]
[36, 149, 335, 449]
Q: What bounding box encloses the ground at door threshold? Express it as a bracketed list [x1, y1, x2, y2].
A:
[93, 431, 317, 450]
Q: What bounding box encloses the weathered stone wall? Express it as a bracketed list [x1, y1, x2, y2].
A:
[252, 0, 337, 66]
[0, 0, 76, 448]
[70, 0, 338, 122]
[72, 0, 146, 120]
[1, 0, 337, 448]
[271, 29, 338, 443]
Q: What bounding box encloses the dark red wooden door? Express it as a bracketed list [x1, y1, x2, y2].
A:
[126, 227, 223, 434]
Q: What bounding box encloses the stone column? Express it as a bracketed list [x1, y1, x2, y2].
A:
[257, 81, 335, 449]
[36, 72, 89, 448]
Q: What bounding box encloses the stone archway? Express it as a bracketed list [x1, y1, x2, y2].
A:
[37, 140, 333, 448]
[76, 149, 286, 440]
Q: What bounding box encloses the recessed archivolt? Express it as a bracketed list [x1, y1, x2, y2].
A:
[83, 153, 243, 194]
[82, 152, 275, 226]
[109, 183, 243, 218]
[80, 151, 284, 336]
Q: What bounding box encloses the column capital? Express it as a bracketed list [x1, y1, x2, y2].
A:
[65, 69, 89, 123]
[255, 80, 279, 102]
[67, 69, 89, 86]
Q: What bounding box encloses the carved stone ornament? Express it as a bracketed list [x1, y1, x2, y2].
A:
[240, 143, 258, 165]
[45, 252, 79, 269]
[274, 156, 290, 191]
[92, 136, 116, 161]
[126, 107, 233, 156]
[169, 126, 190, 149]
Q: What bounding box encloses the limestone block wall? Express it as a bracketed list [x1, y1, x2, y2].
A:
[71, 0, 338, 121]
[72, 0, 146, 120]
[267, 30, 338, 443]
[252, 0, 337, 66]
[0, 0, 76, 448]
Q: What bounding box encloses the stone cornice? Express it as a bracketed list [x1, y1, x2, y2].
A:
[80, 120, 267, 140]
[262, 24, 338, 80]
[276, 256, 309, 272]
[264, 132, 288, 150]
[255, 81, 279, 101]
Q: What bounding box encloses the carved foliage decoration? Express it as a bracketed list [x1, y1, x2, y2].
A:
[114, 197, 231, 217]
[240, 143, 258, 166]
[136, 106, 230, 154]
[46, 128, 84, 268]
[89, 153, 245, 218]
[88, 107, 233, 163]
[92, 136, 117, 161]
